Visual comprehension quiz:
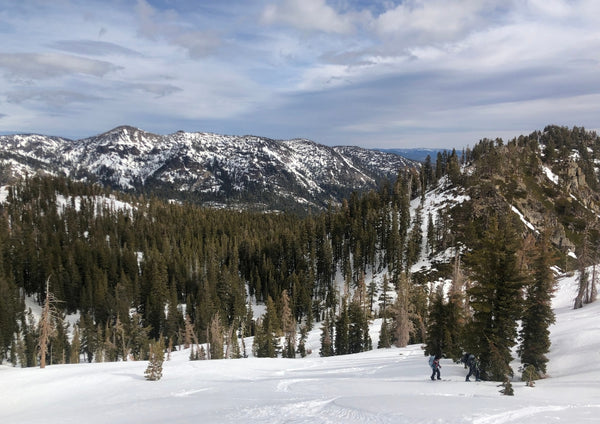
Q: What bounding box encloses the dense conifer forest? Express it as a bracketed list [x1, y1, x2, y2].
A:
[1, 125, 599, 384]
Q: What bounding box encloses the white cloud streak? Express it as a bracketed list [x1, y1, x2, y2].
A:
[0, 53, 120, 80]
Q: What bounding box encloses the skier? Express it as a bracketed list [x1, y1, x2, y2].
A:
[465, 353, 480, 381]
[429, 354, 441, 380]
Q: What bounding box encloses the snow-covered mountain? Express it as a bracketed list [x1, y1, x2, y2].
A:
[0, 126, 416, 210]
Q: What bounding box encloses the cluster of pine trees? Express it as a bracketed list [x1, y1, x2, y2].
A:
[3, 125, 598, 385]
[423, 214, 557, 385]
[0, 170, 435, 367]
[422, 125, 600, 384]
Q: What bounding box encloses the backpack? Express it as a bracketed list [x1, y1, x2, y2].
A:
[468, 354, 479, 370]
[461, 352, 470, 365]
[428, 355, 434, 367]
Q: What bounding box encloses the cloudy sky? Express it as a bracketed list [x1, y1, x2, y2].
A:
[0, 0, 599, 148]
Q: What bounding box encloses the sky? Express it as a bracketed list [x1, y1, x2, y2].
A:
[2, 270, 599, 423]
[0, 0, 599, 149]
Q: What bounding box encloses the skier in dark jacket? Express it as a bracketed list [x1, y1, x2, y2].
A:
[429, 354, 441, 380]
[465, 354, 480, 381]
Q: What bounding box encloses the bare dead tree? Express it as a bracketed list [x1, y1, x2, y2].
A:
[38, 277, 60, 369]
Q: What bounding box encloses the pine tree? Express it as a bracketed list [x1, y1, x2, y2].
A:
[280, 290, 297, 358]
[319, 313, 334, 357]
[378, 274, 393, 319]
[443, 291, 464, 361]
[49, 314, 70, 365]
[144, 338, 165, 381]
[387, 205, 401, 274]
[447, 149, 461, 185]
[444, 251, 466, 360]
[424, 287, 446, 357]
[392, 272, 413, 348]
[297, 325, 308, 357]
[23, 309, 38, 367]
[522, 364, 538, 387]
[94, 325, 105, 363]
[0, 247, 21, 361]
[229, 324, 242, 359]
[406, 203, 423, 269]
[141, 250, 169, 340]
[224, 324, 235, 359]
[334, 299, 350, 355]
[518, 229, 556, 377]
[348, 299, 371, 354]
[464, 215, 525, 381]
[129, 313, 150, 361]
[426, 212, 436, 257]
[70, 324, 81, 364]
[103, 320, 118, 362]
[208, 315, 224, 360]
[184, 314, 194, 350]
[165, 281, 183, 347]
[500, 377, 514, 396]
[378, 317, 392, 348]
[114, 315, 130, 361]
[252, 317, 266, 357]
[574, 225, 597, 308]
[254, 297, 280, 358]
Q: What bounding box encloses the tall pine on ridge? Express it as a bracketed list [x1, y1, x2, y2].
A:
[464, 214, 525, 381]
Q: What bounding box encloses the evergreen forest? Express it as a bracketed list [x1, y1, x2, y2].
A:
[1, 125, 599, 385]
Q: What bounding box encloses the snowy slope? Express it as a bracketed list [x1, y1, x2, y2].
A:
[1, 273, 599, 424]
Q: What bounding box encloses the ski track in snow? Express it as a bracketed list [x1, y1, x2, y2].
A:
[227, 397, 406, 424]
[171, 388, 210, 397]
[472, 404, 600, 424]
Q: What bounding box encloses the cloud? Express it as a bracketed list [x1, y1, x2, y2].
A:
[49, 40, 142, 57]
[171, 32, 222, 59]
[372, 0, 497, 48]
[525, 0, 573, 19]
[0, 53, 120, 80]
[6, 88, 103, 108]
[261, 0, 356, 34]
[126, 82, 182, 97]
[134, 0, 221, 59]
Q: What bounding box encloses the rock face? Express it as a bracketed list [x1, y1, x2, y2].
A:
[462, 126, 600, 257]
[0, 126, 417, 211]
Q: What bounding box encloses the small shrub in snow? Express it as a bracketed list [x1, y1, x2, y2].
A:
[144, 339, 165, 381]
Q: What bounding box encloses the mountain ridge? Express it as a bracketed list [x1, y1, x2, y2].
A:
[0, 126, 417, 211]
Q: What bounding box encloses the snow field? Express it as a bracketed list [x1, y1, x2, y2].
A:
[1, 272, 599, 423]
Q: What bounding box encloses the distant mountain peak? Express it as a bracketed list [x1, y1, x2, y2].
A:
[0, 127, 418, 211]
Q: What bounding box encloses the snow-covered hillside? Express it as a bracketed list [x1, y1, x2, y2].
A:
[1, 272, 598, 424]
[0, 126, 416, 210]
